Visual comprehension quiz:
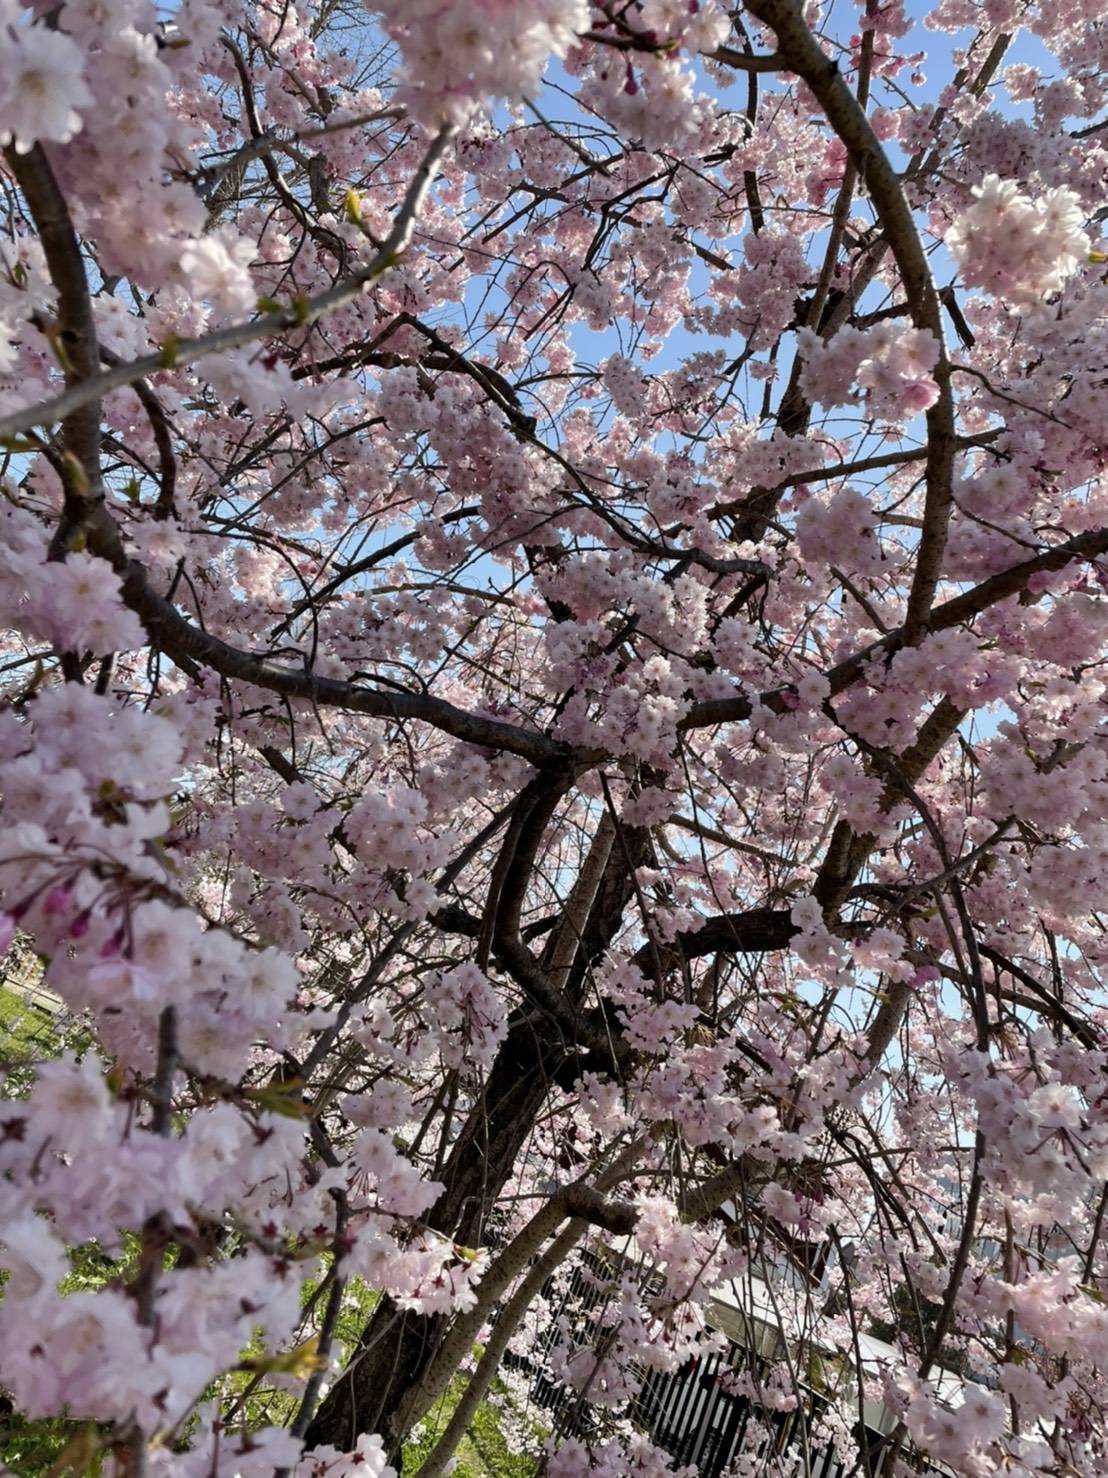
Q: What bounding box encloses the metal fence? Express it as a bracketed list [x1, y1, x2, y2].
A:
[520, 1253, 939, 1478]
[634, 1352, 879, 1478]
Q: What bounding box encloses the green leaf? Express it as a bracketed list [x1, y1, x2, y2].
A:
[245, 1078, 310, 1119]
[240, 1336, 327, 1378]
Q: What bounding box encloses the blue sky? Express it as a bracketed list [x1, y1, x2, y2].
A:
[455, 0, 1063, 428]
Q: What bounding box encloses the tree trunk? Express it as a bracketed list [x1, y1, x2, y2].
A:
[304, 1016, 566, 1457]
[306, 827, 645, 1458]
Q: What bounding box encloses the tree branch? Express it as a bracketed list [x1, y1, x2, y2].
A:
[740, 0, 957, 644]
[682, 524, 1108, 732]
[0, 123, 456, 439]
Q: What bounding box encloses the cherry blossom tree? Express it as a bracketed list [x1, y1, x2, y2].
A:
[2, 0, 1108, 1474]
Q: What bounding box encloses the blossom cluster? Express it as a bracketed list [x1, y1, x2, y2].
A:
[796, 323, 941, 422]
[373, 0, 590, 124]
[2, 0, 1108, 1474]
[946, 174, 1091, 304]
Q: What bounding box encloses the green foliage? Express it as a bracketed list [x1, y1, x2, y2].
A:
[0, 1409, 106, 1478]
[466, 1386, 543, 1478]
[0, 995, 536, 1478]
[305, 1266, 381, 1356]
[0, 981, 95, 1097]
[0, 983, 57, 1060]
[402, 1372, 542, 1478]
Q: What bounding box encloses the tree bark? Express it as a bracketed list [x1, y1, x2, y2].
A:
[304, 1014, 564, 1455]
[305, 817, 648, 1457]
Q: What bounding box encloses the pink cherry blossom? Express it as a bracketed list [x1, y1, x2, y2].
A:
[0, 21, 93, 153]
[0, 1, 1106, 1474]
[947, 174, 1090, 304]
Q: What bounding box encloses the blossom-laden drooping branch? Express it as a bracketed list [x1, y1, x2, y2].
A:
[2, 1, 1108, 1476]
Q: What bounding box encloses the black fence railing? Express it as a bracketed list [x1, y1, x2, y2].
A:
[634, 1351, 870, 1478]
[516, 1252, 943, 1478]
